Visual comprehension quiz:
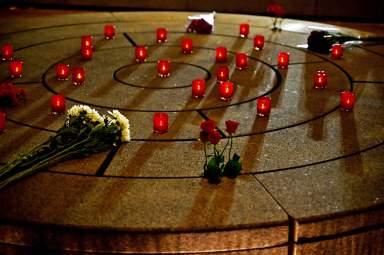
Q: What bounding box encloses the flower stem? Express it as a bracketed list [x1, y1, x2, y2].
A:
[204, 142, 208, 166]
[228, 136, 233, 159]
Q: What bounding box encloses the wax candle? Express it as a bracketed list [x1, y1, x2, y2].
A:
[72, 67, 85, 85]
[216, 65, 229, 83]
[219, 81, 234, 100]
[2, 43, 13, 61]
[216, 47, 227, 62]
[192, 79, 206, 98]
[340, 91, 355, 111]
[257, 96, 271, 116]
[81, 35, 93, 48]
[9, 60, 23, 78]
[156, 28, 167, 43]
[157, 60, 171, 78]
[51, 94, 66, 114]
[0, 112, 5, 134]
[181, 38, 193, 54]
[135, 46, 147, 63]
[239, 23, 249, 38]
[104, 24, 116, 40]
[313, 70, 328, 89]
[331, 44, 343, 59]
[81, 46, 93, 60]
[277, 51, 289, 69]
[153, 112, 168, 133]
[56, 63, 70, 80]
[236, 52, 248, 70]
[253, 35, 264, 50]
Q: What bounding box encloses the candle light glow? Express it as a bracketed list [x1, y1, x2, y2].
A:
[9, 60, 23, 78]
[236, 52, 248, 70]
[56, 63, 70, 80]
[72, 67, 85, 86]
[253, 35, 265, 50]
[216, 65, 229, 83]
[216, 47, 227, 62]
[156, 28, 167, 43]
[135, 46, 147, 63]
[340, 91, 355, 111]
[153, 112, 169, 133]
[239, 23, 249, 38]
[104, 24, 116, 40]
[219, 81, 234, 100]
[257, 96, 271, 116]
[51, 94, 66, 114]
[2, 43, 13, 61]
[157, 60, 171, 78]
[192, 79, 206, 98]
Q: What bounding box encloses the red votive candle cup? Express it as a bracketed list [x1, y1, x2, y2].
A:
[181, 38, 193, 54]
[331, 44, 343, 59]
[135, 46, 147, 63]
[72, 67, 85, 86]
[239, 23, 249, 38]
[9, 60, 23, 78]
[257, 96, 271, 116]
[56, 63, 70, 80]
[236, 52, 248, 70]
[277, 51, 290, 69]
[51, 94, 66, 115]
[192, 79, 206, 98]
[81, 35, 93, 48]
[153, 112, 168, 134]
[219, 81, 234, 101]
[216, 65, 229, 83]
[0, 112, 6, 134]
[81, 46, 93, 60]
[157, 60, 171, 78]
[2, 43, 13, 61]
[104, 24, 116, 40]
[313, 70, 328, 89]
[216, 47, 227, 62]
[156, 28, 167, 43]
[340, 91, 356, 111]
[253, 35, 265, 50]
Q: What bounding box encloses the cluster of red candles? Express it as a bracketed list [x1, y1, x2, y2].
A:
[55, 63, 85, 85]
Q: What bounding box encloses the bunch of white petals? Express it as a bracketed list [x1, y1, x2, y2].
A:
[108, 110, 131, 142]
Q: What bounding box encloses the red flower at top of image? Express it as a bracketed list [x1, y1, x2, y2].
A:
[225, 120, 240, 135]
[267, 3, 286, 17]
[200, 119, 216, 133]
[208, 130, 221, 145]
[200, 131, 210, 143]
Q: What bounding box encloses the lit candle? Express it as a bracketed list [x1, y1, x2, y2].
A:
[156, 28, 167, 43]
[51, 94, 66, 114]
[340, 91, 356, 111]
[216, 47, 227, 62]
[135, 46, 147, 63]
[104, 24, 116, 40]
[81, 46, 93, 60]
[2, 43, 13, 61]
[81, 35, 93, 49]
[192, 79, 206, 98]
[9, 60, 23, 78]
[72, 67, 85, 85]
[157, 60, 171, 78]
[181, 38, 193, 54]
[153, 112, 168, 133]
[239, 23, 249, 38]
[0, 112, 5, 134]
[236, 52, 248, 70]
[219, 81, 234, 100]
[216, 65, 229, 83]
[331, 44, 343, 59]
[55, 63, 70, 80]
[277, 51, 289, 69]
[257, 96, 271, 116]
[313, 70, 328, 89]
[253, 35, 264, 50]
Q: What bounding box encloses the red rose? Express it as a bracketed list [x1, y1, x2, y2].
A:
[208, 130, 221, 145]
[200, 119, 216, 133]
[199, 131, 210, 143]
[225, 120, 239, 135]
[0, 81, 25, 106]
[267, 3, 286, 17]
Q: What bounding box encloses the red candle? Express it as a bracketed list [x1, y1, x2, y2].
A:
[153, 112, 168, 133]
[56, 63, 70, 80]
[0, 112, 5, 134]
[340, 91, 356, 111]
[216, 65, 229, 83]
[181, 38, 193, 54]
[239, 23, 249, 38]
[253, 35, 265, 50]
[257, 96, 271, 116]
[236, 52, 248, 70]
[157, 60, 171, 78]
[313, 70, 328, 89]
[81, 35, 93, 48]
[331, 44, 343, 59]
[216, 47, 227, 62]
[219, 81, 234, 100]
[156, 28, 167, 43]
[81, 46, 93, 60]
[2, 43, 13, 61]
[104, 24, 116, 40]
[135, 46, 147, 63]
[9, 60, 23, 78]
[277, 51, 290, 69]
[51, 94, 66, 114]
[72, 67, 85, 85]
[192, 79, 206, 98]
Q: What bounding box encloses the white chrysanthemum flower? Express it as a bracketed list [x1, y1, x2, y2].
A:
[68, 105, 81, 117]
[110, 110, 130, 142]
[88, 109, 104, 124]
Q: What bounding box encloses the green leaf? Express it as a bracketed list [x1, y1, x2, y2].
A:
[204, 158, 221, 184]
[223, 155, 242, 178]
